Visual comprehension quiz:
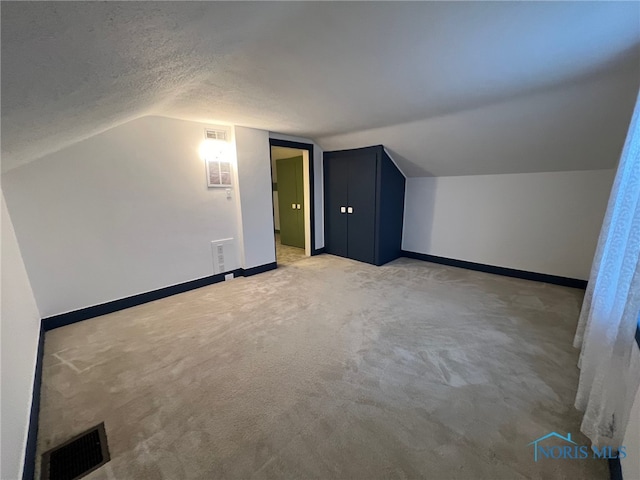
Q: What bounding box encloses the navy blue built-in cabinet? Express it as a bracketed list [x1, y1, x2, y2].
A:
[324, 145, 406, 266]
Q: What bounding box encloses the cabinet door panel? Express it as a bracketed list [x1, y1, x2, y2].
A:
[277, 157, 304, 248]
[324, 156, 349, 258]
[347, 154, 377, 264]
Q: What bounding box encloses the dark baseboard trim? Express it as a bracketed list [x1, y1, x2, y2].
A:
[30, 260, 277, 478]
[401, 251, 588, 289]
[22, 326, 45, 480]
[609, 457, 623, 480]
[42, 269, 241, 331]
[313, 247, 326, 255]
[42, 262, 277, 331]
[243, 262, 277, 277]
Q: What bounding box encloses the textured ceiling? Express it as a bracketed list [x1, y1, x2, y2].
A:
[2, 1, 639, 175]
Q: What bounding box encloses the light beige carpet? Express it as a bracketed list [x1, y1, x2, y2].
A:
[36, 255, 607, 479]
[275, 233, 306, 266]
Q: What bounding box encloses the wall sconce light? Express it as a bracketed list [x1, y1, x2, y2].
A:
[200, 137, 233, 188]
[199, 139, 227, 162]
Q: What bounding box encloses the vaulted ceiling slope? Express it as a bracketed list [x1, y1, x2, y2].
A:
[2, 1, 639, 175]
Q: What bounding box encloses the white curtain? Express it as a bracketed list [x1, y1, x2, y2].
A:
[574, 89, 640, 448]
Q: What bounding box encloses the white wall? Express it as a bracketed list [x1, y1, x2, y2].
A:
[235, 127, 276, 269]
[1, 189, 42, 480]
[2, 116, 240, 318]
[402, 169, 615, 280]
[269, 133, 325, 250]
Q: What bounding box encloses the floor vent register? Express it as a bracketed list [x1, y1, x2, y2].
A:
[41, 422, 110, 480]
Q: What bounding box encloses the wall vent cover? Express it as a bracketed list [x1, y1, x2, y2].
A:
[216, 244, 225, 273]
[205, 128, 228, 141]
[41, 422, 110, 480]
[211, 238, 236, 274]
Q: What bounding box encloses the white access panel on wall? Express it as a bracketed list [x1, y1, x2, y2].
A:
[211, 238, 238, 274]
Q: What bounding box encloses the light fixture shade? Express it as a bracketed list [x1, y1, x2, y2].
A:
[199, 138, 229, 162]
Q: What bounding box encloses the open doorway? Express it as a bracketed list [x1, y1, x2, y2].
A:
[269, 139, 315, 266]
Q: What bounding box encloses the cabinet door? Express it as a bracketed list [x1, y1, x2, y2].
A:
[277, 157, 305, 248]
[347, 153, 377, 264]
[324, 156, 349, 258]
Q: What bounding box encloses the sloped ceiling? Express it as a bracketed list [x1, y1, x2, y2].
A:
[2, 1, 639, 175]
